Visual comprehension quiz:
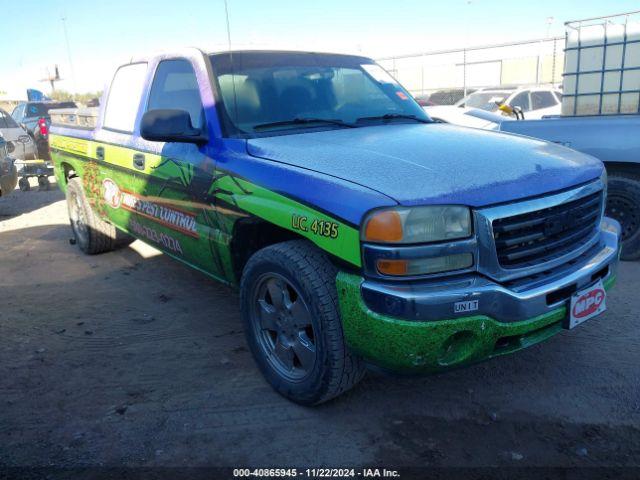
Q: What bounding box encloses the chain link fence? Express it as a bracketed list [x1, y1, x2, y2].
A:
[377, 37, 565, 99]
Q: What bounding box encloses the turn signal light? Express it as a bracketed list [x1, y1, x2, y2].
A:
[364, 210, 403, 242]
[376, 259, 409, 276]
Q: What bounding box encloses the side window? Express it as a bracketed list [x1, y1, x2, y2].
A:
[0, 111, 8, 128]
[531, 91, 558, 110]
[510, 91, 530, 111]
[4, 113, 18, 128]
[11, 104, 24, 122]
[147, 59, 204, 129]
[103, 63, 148, 132]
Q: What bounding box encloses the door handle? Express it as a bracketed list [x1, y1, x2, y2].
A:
[133, 153, 145, 170]
[96, 146, 104, 161]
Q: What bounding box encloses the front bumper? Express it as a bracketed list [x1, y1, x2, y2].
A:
[337, 218, 620, 373]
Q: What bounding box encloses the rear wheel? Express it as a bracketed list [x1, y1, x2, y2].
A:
[38, 176, 50, 191]
[606, 170, 640, 261]
[18, 178, 30, 192]
[66, 177, 134, 254]
[240, 240, 365, 405]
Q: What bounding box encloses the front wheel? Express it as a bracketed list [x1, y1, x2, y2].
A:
[240, 240, 365, 405]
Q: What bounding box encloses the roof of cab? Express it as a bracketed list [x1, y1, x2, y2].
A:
[119, 47, 373, 66]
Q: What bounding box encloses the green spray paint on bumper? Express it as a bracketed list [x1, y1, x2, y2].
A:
[337, 272, 616, 373]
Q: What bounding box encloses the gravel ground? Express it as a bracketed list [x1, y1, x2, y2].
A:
[1, 180, 639, 475]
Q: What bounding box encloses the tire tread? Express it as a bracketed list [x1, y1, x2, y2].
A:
[67, 177, 134, 254]
[241, 240, 365, 405]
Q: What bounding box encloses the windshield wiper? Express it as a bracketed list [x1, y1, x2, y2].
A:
[254, 117, 356, 131]
[356, 113, 431, 124]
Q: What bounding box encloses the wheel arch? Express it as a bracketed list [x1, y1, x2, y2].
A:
[230, 217, 303, 281]
[60, 161, 78, 183]
[604, 161, 640, 176]
[230, 216, 352, 282]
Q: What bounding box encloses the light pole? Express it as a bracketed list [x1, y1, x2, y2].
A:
[61, 16, 76, 92]
[463, 0, 474, 97]
[546, 16, 555, 39]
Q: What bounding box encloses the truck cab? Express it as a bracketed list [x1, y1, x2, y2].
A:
[50, 48, 620, 405]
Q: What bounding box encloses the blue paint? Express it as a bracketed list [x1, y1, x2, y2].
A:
[247, 123, 604, 209]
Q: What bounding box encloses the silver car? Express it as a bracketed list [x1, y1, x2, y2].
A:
[0, 108, 37, 161]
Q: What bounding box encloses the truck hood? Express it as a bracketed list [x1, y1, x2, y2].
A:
[246, 123, 603, 208]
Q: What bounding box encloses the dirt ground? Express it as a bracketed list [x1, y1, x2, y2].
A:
[1, 179, 639, 474]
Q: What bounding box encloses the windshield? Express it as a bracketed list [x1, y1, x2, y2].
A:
[460, 91, 512, 111]
[209, 52, 429, 137]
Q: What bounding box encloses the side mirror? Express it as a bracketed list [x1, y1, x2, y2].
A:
[140, 109, 207, 145]
[498, 103, 514, 115]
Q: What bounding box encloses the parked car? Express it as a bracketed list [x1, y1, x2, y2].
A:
[413, 94, 431, 106]
[427, 88, 476, 106]
[0, 108, 38, 161]
[425, 105, 508, 129]
[445, 86, 562, 120]
[11, 101, 77, 160]
[0, 134, 18, 197]
[50, 49, 619, 405]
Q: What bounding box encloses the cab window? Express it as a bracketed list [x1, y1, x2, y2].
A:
[103, 63, 148, 132]
[147, 59, 204, 129]
[510, 91, 531, 111]
[11, 104, 25, 122]
[531, 91, 558, 110]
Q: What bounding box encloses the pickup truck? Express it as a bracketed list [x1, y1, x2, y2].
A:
[500, 115, 640, 260]
[50, 49, 620, 405]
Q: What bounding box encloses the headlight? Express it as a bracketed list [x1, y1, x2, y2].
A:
[362, 205, 472, 244]
[362, 205, 473, 277]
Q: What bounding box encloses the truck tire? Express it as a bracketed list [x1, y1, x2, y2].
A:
[606, 171, 640, 261]
[240, 240, 366, 405]
[66, 177, 134, 254]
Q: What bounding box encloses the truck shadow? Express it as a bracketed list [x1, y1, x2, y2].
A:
[0, 178, 64, 220]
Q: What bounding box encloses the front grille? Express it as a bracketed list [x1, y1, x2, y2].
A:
[493, 191, 603, 269]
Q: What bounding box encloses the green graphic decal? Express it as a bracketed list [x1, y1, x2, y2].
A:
[50, 134, 362, 287]
[337, 272, 617, 373]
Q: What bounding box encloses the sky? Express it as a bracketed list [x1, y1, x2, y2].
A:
[1, 0, 639, 97]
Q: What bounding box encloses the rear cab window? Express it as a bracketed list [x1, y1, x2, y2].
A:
[103, 63, 148, 132]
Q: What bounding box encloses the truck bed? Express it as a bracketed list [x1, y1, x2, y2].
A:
[499, 114, 640, 164]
